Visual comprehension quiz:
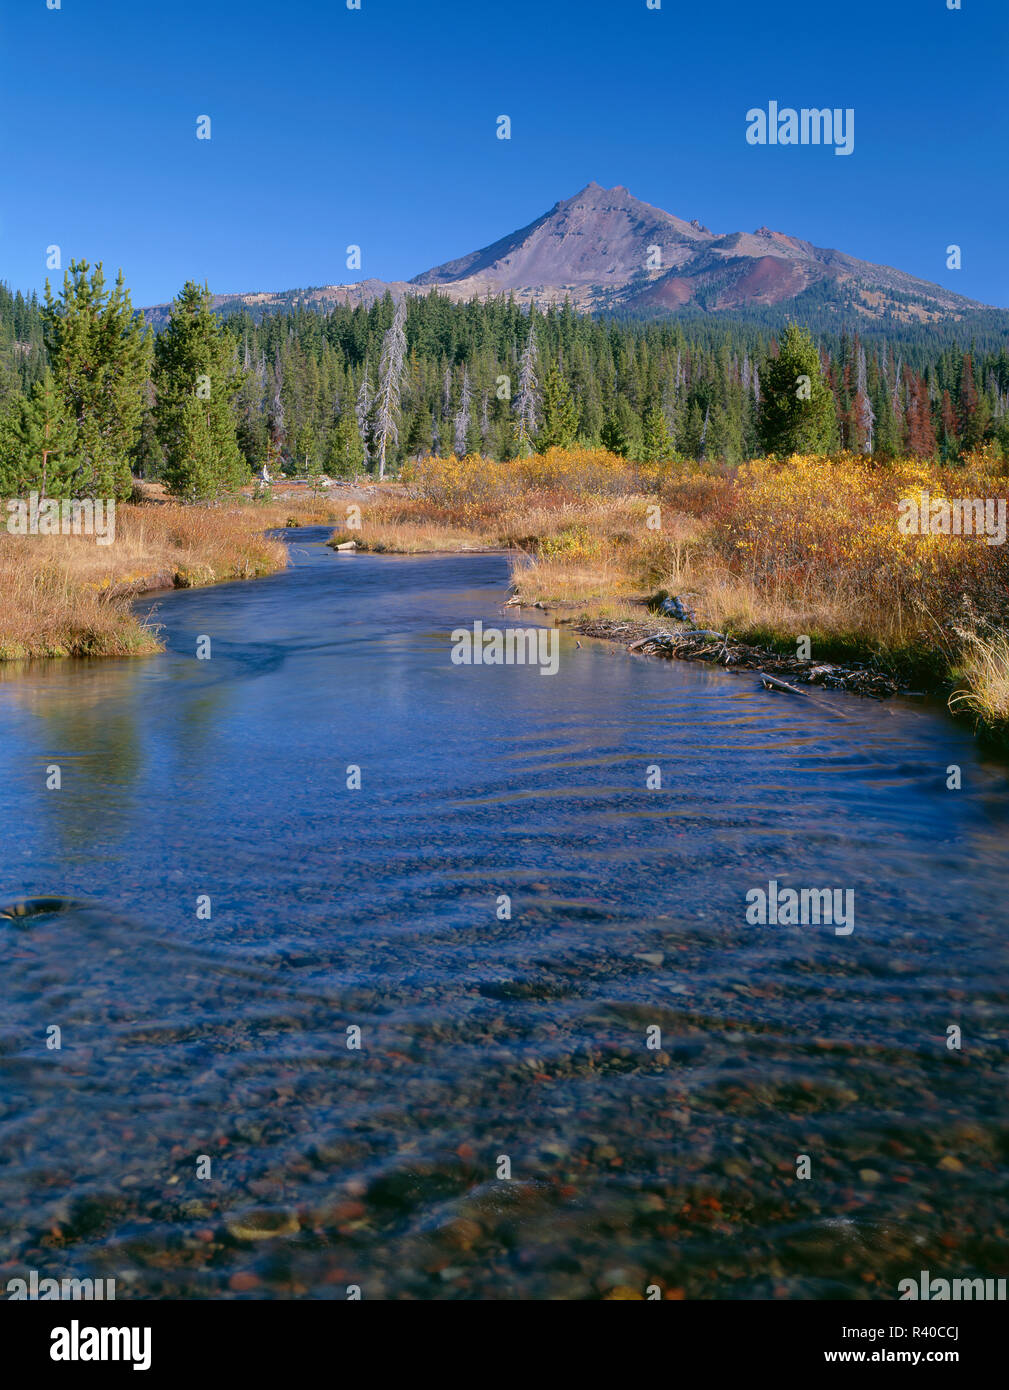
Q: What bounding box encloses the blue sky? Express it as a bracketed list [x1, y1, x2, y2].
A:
[3, 0, 1006, 308]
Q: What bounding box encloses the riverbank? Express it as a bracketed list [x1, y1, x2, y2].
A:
[326, 448, 1009, 739]
[7, 450, 1009, 741]
[543, 610, 904, 698]
[0, 490, 350, 660]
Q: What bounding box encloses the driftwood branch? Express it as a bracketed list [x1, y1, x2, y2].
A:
[760, 672, 807, 695]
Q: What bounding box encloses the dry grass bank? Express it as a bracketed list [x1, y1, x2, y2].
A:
[332, 447, 1009, 737]
[0, 499, 291, 660]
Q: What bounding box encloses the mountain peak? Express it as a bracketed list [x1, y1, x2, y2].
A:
[145, 184, 994, 329]
[411, 182, 714, 296]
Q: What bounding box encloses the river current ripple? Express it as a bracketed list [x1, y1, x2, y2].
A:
[0, 528, 1006, 1298]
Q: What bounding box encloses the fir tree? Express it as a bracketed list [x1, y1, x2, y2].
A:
[355, 365, 373, 468]
[940, 389, 958, 459]
[453, 366, 473, 456]
[757, 323, 836, 455]
[640, 401, 674, 463]
[854, 343, 875, 453]
[679, 399, 706, 460]
[325, 408, 365, 477]
[600, 398, 641, 458]
[958, 352, 988, 452]
[536, 363, 579, 451]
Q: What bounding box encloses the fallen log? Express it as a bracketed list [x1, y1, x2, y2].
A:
[760, 672, 808, 695]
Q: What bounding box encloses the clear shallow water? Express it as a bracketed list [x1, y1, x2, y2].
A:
[0, 527, 1006, 1299]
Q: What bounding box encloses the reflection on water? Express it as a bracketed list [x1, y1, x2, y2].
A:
[0, 661, 147, 855]
[0, 528, 1007, 1299]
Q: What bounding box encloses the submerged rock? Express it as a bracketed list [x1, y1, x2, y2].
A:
[0, 896, 85, 921]
[226, 1209, 301, 1241]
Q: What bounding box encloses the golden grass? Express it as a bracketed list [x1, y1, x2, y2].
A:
[330, 511, 491, 553]
[0, 554, 161, 660]
[949, 624, 1009, 733]
[133, 477, 353, 531]
[0, 500, 289, 660]
[510, 553, 622, 603]
[244, 494, 351, 529]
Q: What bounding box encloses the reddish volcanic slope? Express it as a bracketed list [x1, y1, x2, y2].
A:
[410, 184, 981, 319]
[142, 183, 991, 327]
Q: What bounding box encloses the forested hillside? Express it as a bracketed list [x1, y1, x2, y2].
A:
[0, 283, 47, 399]
[2, 276, 1008, 492]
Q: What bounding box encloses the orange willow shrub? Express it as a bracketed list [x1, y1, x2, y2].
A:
[399, 453, 513, 509]
[399, 448, 1009, 646]
[400, 449, 643, 512]
[514, 447, 641, 495]
[687, 451, 1009, 632]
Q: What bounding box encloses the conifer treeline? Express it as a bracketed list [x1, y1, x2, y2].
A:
[2, 276, 1008, 499]
[212, 293, 1009, 471]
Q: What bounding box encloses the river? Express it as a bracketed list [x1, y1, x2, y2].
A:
[0, 526, 1006, 1299]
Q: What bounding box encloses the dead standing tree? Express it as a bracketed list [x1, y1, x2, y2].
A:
[513, 317, 539, 454]
[374, 298, 407, 479]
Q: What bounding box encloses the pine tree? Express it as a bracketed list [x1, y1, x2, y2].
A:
[705, 404, 743, 464]
[235, 349, 268, 467]
[679, 399, 706, 460]
[268, 347, 287, 466]
[757, 323, 836, 455]
[873, 382, 901, 458]
[132, 378, 162, 480]
[904, 368, 937, 458]
[479, 389, 491, 450]
[0, 370, 78, 497]
[402, 404, 433, 459]
[43, 260, 150, 497]
[958, 352, 988, 452]
[599, 398, 640, 458]
[59, 288, 1009, 477]
[293, 421, 320, 478]
[940, 389, 958, 460]
[890, 353, 906, 450]
[153, 282, 248, 501]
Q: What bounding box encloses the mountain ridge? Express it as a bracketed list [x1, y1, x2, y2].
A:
[141, 183, 999, 330]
